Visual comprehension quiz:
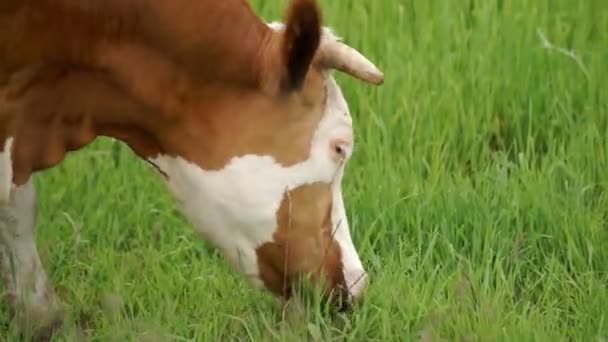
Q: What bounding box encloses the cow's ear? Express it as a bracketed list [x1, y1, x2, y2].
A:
[278, 0, 322, 92]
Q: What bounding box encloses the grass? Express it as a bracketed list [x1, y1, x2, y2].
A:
[2, 0, 608, 340]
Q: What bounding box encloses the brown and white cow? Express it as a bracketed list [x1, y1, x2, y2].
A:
[0, 0, 383, 338]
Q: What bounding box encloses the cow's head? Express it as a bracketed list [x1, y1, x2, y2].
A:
[148, 0, 383, 310]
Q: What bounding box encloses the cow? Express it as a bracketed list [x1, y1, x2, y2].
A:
[0, 0, 383, 338]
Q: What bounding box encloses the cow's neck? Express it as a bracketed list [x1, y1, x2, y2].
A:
[2, 67, 171, 186]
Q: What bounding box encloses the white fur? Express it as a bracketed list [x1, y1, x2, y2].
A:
[331, 170, 367, 301]
[0, 178, 62, 328]
[320, 73, 367, 300]
[0, 137, 14, 204]
[149, 75, 366, 299]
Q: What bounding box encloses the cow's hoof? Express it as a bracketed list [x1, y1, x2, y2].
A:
[28, 317, 63, 342]
[11, 299, 64, 342]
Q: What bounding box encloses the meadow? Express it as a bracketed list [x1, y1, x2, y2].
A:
[2, 0, 608, 340]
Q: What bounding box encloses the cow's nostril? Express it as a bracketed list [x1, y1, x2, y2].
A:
[337, 299, 354, 313]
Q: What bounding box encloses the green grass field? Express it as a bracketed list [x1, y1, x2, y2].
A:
[2, 0, 608, 340]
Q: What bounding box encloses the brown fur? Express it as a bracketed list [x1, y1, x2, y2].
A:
[280, 0, 322, 91]
[0, 0, 351, 315]
[256, 183, 346, 300]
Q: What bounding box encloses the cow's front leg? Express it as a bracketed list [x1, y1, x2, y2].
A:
[0, 178, 62, 340]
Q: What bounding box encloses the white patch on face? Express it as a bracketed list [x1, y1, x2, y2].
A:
[148, 152, 338, 287]
[322, 76, 367, 301]
[331, 170, 367, 301]
[148, 75, 366, 298]
[0, 137, 15, 204]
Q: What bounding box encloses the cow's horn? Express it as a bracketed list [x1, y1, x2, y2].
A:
[317, 39, 384, 85]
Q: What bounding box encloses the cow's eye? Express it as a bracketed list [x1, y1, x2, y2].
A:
[335, 145, 344, 155]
